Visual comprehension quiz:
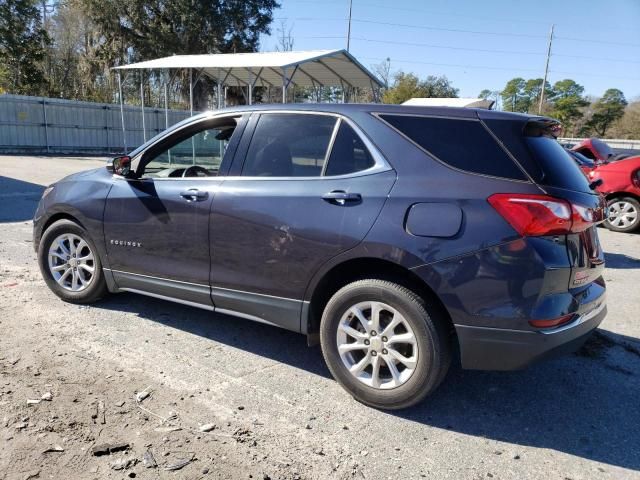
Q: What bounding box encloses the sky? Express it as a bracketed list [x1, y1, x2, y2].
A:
[259, 0, 640, 100]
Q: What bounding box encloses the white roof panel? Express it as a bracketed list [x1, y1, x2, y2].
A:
[113, 50, 383, 89]
[402, 98, 495, 109]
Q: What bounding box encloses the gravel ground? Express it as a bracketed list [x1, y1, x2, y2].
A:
[1, 155, 639, 480]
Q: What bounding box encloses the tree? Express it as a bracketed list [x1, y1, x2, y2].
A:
[585, 88, 628, 137]
[382, 72, 458, 104]
[479, 89, 500, 109]
[372, 57, 392, 89]
[548, 79, 588, 133]
[608, 101, 640, 139]
[0, 0, 49, 95]
[274, 19, 294, 52]
[79, 0, 279, 108]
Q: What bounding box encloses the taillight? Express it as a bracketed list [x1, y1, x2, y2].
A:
[488, 193, 596, 236]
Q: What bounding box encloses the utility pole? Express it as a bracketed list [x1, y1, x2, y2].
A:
[538, 24, 554, 114]
[346, 0, 353, 52]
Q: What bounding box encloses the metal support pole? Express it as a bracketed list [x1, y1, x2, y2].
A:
[189, 68, 194, 115]
[41, 97, 49, 154]
[248, 68, 254, 105]
[282, 68, 287, 103]
[140, 73, 146, 142]
[164, 71, 169, 129]
[104, 105, 110, 153]
[539, 24, 554, 114]
[117, 72, 127, 153]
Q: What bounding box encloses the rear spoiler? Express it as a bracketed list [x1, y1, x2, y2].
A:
[523, 118, 562, 139]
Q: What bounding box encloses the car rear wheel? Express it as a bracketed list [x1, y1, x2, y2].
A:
[320, 279, 451, 410]
[38, 219, 108, 303]
[605, 197, 640, 233]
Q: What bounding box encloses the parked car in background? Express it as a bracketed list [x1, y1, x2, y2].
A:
[571, 137, 639, 163]
[33, 104, 608, 409]
[567, 149, 640, 233]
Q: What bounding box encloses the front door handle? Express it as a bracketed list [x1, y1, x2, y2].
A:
[322, 190, 362, 205]
[180, 189, 208, 201]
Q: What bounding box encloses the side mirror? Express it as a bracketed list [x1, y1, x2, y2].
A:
[108, 156, 132, 176]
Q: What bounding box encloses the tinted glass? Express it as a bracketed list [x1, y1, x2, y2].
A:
[575, 147, 597, 160]
[141, 121, 237, 178]
[591, 138, 614, 159]
[242, 114, 336, 177]
[525, 137, 592, 193]
[325, 122, 375, 176]
[568, 150, 595, 168]
[380, 115, 526, 180]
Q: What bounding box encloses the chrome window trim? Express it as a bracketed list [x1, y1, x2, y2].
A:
[226, 111, 391, 180]
[320, 117, 342, 177]
[371, 111, 534, 184]
[112, 109, 393, 182]
[125, 112, 244, 178]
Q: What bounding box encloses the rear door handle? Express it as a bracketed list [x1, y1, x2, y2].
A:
[180, 189, 208, 201]
[322, 190, 362, 205]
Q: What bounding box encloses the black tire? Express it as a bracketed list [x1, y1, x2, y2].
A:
[320, 279, 451, 410]
[604, 196, 640, 233]
[37, 219, 108, 303]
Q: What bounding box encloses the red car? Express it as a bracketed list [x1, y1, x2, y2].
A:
[571, 137, 636, 163]
[567, 149, 640, 233]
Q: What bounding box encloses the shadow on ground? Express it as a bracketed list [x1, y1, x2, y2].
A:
[94, 292, 640, 472]
[604, 251, 640, 269]
[0, 176, 44, 222]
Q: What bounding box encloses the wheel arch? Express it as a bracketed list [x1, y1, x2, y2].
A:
[304, 256, 455, 343]
[604, 191, 640, 202]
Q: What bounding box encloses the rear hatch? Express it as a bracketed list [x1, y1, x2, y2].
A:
[481, 114, 606, 290]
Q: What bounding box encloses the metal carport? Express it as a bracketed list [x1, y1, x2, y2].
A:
[112, 49, 383, 150]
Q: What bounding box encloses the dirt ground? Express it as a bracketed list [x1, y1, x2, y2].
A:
[1, 156, 640, 480]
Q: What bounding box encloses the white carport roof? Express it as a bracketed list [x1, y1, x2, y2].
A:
[113, 49, 384, 89]
[402, 97, 495, 109]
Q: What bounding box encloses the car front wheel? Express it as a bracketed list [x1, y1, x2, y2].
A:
[605, 197, 640, 233]
[37, 219, 108, 303]
[320, 279, 451, 410]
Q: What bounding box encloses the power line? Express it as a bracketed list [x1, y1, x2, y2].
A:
[293, 34, 640, 65]
[353, 18, 549, 39]
[351, 37, 544, 56]
[360, 56, 640, 81]
[275, 17, 546, 38]
[275, 16, 640, 50]
[555, 35, 640, 49]
[359, 56, 542, 73]
[553, 53, 640, 64]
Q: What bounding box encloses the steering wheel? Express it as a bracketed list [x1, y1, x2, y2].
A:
[182, 165, 210, 178]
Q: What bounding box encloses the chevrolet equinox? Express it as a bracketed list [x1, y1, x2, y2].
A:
[34, 104, 607, 409]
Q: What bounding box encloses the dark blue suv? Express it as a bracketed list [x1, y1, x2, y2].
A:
[34, 104, 607, 409]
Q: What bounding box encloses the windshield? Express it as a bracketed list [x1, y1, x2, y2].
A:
[568, 150, 595, 168]
[591, 138, 614, 159]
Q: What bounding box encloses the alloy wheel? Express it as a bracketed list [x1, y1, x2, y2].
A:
[336, 301, 418, 390]
[47, 233, 95, 292]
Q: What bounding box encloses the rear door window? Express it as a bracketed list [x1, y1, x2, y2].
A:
[379, 114, 527, 180]
[325, 121, 375, 176]
[241, 113, 336, 177]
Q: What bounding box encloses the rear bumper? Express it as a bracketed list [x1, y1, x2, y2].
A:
[456, 297, 607, 371]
